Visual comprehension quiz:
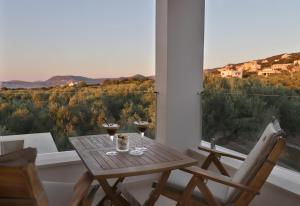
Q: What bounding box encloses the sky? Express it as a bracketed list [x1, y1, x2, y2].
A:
[0, 0, 155, 81]
[204, 0, 300, 69]
[1, 0, 300, 81]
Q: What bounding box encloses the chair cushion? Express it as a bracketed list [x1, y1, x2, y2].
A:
[225, 120, 283, 203]
[0, 140, 24, 155]
[43, 181, 75, 206]
[166, 170, 229, 204]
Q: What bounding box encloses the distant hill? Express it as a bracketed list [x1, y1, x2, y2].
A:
[0, 74, 152, 89]
[0, 80, 47, 89]
[45, 75, 104, 86]
[205, 51, 300, 76]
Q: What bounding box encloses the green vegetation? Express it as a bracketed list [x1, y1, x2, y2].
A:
[0, 74, 299, 172]
[0, 79, 156, 150]
[203, 73, 300, 171]
[203, 73, 300, 140]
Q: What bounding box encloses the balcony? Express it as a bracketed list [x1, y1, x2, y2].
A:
[1, 87, 300, 205]
[1, 0, 300, 205]
[33, 134, 299, 206]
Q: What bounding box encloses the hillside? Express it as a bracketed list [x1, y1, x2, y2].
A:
[205, 51, 300, 78]
[46, 75, 104, 86]
[0, 74, 151, 89]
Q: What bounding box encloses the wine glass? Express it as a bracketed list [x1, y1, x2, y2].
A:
[102, 123, 119, 155]
[134, 121, 149, 151]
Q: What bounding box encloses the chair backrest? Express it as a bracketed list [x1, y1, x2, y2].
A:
[0, 148, 48, 206]
[0, 139, 24, 155]
[225, 119, 286, 205]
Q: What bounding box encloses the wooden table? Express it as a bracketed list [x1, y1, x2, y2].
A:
[69, 133, 197, 206]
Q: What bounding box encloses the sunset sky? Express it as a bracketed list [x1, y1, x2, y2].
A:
[1, 0, 300, 81]
[204, 0, 300, 69]
[1, 0, 155, 81]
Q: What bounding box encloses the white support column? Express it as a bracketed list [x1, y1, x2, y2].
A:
[156, 0, 205, 152]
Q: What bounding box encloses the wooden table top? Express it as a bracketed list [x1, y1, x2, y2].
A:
[69, 133, 197, 179]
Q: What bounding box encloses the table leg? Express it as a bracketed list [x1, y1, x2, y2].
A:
[98, 178, 129, 206]
[143, 170, 171, 206]
[97, 177, 124, 206]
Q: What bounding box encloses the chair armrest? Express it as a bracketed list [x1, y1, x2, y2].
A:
[198, 145, 246, 161]
[181, 166, 258, 194]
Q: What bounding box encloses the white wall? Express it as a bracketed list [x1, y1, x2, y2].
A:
[156, 0, 205, 151]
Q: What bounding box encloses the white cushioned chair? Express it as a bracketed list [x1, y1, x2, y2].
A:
[154, 119, 286, 206]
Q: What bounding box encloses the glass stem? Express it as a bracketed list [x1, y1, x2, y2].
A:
[110, 135, 114, 142]
[141, 132, 144, 148]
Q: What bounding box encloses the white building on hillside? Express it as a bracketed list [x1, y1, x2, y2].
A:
[68, 82, 78, 87]
[236, 61, 261, 72]
[258, 68, 281, 76]
[294, 60, 300, 66]
[219, 68, 243, 78]
[271, 64, 292, 71]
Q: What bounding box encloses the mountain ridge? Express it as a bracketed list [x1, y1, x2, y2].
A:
[205, 51, 300, 77]
[0, 74, 153, 89]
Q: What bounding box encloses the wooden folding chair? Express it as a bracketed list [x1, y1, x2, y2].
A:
[0, 148, 98, 206]
[154, 119, 286, 206]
